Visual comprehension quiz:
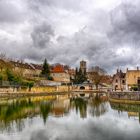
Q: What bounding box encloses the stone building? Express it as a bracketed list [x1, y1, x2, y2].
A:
[30, 63, 43, 77]
[51, 64, 70, 83]
[126, 67, 140, 90]
[112, 69, 126, 91]
[10, 61, 42, 78]
[80, 60, 87, 74]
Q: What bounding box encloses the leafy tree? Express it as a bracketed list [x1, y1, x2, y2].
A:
[41, 59, 50, 78]
[0, 74, 3, 85]
[6, 69, 15, 82]
[22, 80, 34, 91]
[6, 68, 22, 84]
[74, 68, 87, 84]
[0, 74, 3, 81]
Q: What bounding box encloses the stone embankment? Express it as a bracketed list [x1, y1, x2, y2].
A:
[0, 85, 72, 98]
[109, 91, 140, 104]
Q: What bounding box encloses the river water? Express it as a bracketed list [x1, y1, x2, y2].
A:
[0, 94, 140, 140]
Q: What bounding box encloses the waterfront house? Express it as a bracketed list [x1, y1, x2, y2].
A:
[126, 67, 140, 90]
[30, 63, 43, 77]
[112, 69, 126, 91]
[51, 64, 70, 84]
[11, 61, 36, 78]
[11, 61, 43, 78]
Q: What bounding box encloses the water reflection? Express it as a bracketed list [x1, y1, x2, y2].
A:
[0, 95, 107, 132]
[70, 97, 108, 118]
[0, 95, 140, 140]
[110, 102, 140, 123]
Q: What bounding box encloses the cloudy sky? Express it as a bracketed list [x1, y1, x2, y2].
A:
[0, 0, 140, 73]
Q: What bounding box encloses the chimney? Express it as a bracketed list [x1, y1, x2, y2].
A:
[117, 69, 119, 73]
[126, 68, 128, 71]
[137, 67, 139, 71]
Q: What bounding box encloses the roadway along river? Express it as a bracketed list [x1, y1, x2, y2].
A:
[0, 94, 140, 140]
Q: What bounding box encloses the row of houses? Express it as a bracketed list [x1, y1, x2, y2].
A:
[112, 67, 140, 91]
[0, 59, 75, 84]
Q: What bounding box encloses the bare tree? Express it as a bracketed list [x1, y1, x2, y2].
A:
[0, 53, 6, 60]
[88, 72, 103, 90]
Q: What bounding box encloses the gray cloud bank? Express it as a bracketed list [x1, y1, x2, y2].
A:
[0, 0, 140, 73]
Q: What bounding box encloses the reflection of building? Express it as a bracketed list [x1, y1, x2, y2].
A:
[128, 112, 140, 123]
[128, 112, 139, 117]
[112, 69, 126, 91]
[52, 96, 70, 117]
[126, 68, 140, 90]
[80, 60, 87, 74]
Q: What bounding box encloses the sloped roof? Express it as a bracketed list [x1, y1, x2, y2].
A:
[51, 64, 65, 73]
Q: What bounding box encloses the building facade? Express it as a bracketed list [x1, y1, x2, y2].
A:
[112, 69, 126, 91]
[80, 60, 87, 74]
[51, 64, 70, 83]
[126, 68, 140, 90]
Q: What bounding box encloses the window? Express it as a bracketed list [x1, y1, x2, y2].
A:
[116, 79, 118, 83]
[122, 80, 125, 84]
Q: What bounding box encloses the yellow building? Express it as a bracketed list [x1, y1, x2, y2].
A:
[126, 68, 140, 90]
[10, 61, 42, 78]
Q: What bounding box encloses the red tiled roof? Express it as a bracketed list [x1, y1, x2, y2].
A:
[51, 64, 65, 73]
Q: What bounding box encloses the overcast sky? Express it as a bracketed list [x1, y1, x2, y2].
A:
[0, 0, 140, 73]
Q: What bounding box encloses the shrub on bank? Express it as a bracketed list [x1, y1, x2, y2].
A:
[130, 85, 138, 91]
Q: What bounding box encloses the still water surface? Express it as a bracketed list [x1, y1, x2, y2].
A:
[0, 95, 140, 140]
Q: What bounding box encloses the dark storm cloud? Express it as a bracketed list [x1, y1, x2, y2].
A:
[31, 23, 54, 49]
[109, 1, 140, 44]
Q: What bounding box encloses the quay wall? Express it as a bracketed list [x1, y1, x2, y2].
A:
[0, 85, 72, 94]
[31, 85, 72, 93]
[31, 86, 57, 93]
[109, 92, 140, 104]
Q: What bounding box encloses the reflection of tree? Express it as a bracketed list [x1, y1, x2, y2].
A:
[89, 98, 108, 117]
[110, 102, 140, 112]
[111, 102, 140, 124]
[0, 97, 56, 132]
[0, 98, 35, 132]
[70, 97, 108, 118]
[110, 102, 140, 122]
[70, 98, 87, 118]
[40, 102, 52, 124]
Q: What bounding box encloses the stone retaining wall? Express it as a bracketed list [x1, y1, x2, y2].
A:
[110, 92, 140, 101]
[0, 85, 72, 94]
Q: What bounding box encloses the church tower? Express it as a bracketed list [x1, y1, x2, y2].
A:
[80, 60, 87, 74]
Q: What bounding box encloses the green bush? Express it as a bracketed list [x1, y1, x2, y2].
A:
[0, 74, 3, 81]
[47, 76, 53, 80]
[6, 69, 21, 84]
[22, 80, 34, 89]
[131, 85, 138, 91]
